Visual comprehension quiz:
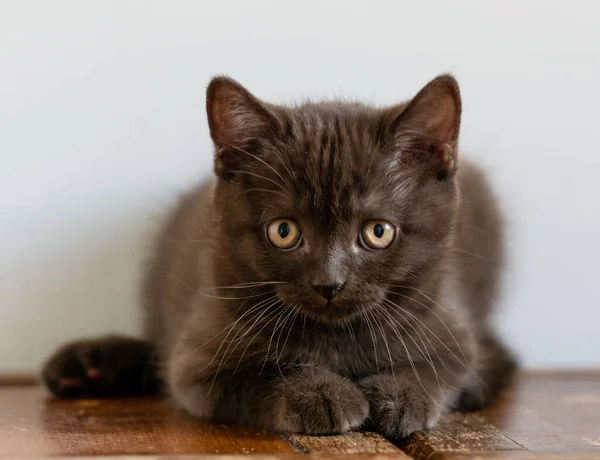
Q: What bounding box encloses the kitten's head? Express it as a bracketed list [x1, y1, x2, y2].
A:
[207, 75, 461, 324]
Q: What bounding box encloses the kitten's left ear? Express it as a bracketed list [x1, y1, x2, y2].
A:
[206, 76, 278, 177]
[388, 74, 462, 178]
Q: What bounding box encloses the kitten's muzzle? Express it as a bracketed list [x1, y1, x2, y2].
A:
[312, 283, 345, 301]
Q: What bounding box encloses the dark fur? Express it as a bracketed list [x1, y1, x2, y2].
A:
[43, 74, 516, 440]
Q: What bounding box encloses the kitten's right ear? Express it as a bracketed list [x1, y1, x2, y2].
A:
[206, 76, 278, 177]
[387, 74, 462, 179]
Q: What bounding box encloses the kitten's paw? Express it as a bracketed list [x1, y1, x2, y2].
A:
[42, 336, 159, 398]
[276, 369, 369, 434]
[360, 374, 440, 440]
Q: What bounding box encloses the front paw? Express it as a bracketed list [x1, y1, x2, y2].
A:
[359, 374, 440, 440]
[275, 368, 369, 434]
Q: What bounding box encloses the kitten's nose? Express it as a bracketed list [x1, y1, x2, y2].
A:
[313, 283, 344, 300]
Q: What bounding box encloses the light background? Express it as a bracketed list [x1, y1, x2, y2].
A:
[1, 0, 599, 372]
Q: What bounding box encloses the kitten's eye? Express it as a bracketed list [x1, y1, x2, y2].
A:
[360, 220, 395, 250]
[267, 219, 302, 250]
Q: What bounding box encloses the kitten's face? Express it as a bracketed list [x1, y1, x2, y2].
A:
[208, 77, 461, 324]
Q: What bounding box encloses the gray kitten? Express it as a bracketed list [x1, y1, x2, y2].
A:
[43, 74, 516, 439]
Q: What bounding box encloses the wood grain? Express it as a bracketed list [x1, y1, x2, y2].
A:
[0, 386, 403, 458]
[399, 372, 600, 459]
[287, 431, 408, 456]
[440, 453, 600, 460]
[402, 412, 524, 458]
[0, 387, 295, 457]
[1, 372, 600, 458]
[28, 457, 409, 460]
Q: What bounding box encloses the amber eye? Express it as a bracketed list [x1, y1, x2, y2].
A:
[360, 220, 395, 250]
[267, 219, 302, 250]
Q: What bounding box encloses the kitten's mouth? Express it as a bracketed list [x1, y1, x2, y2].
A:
[294, 297, 362, 324]
[276, 286, 366, 323]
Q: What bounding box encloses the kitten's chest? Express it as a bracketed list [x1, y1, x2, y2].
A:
[289, 323, 396, 378]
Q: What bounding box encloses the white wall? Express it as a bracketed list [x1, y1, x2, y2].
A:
[1, 0, 599, 373]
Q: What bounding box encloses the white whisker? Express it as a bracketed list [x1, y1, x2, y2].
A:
[375, 301, 437, 403]
[230, 302, 287, 378]
[367, 306, 396, 382]
[197, 295, 279, 371]
[388, 289, 471, 371]
[359, 305, 379, 371]
[381, 301, 459, 392]
[234, 170, 289, 193]
[225, 142, 294, 192]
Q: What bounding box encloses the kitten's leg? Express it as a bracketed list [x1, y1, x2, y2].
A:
[42, 335, 162, 398]
[454, 329, 517, 412]
[358, 365, 445, 440]
[169, 363, 369, 434]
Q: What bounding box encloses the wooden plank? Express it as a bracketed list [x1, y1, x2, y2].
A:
[0, 386, 403, 458]
[442, 453, 600, 460]
[399, 372, 600, 459]
[287, 432, 407, 456]
[29, 457, 409, 460]
[0, 386, 295, 457]
[2, 372, 600, 458]
[480, 372, 600, 453]
[401, 412, 524, 459]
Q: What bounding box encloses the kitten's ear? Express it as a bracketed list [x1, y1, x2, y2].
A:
[206, 76, 278, 177]
[388, 74, 462, 178]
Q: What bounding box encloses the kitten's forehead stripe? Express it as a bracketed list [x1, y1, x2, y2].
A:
[273, 105, 387, 223]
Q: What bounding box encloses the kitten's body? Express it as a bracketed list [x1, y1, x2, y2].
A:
[43, 76, 515, 439]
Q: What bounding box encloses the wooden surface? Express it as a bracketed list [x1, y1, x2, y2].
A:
[0, 372, 599, 459]
[403, 371, 600, 460]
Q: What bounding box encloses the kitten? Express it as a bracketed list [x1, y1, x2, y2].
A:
[43, 74, 516, 439]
